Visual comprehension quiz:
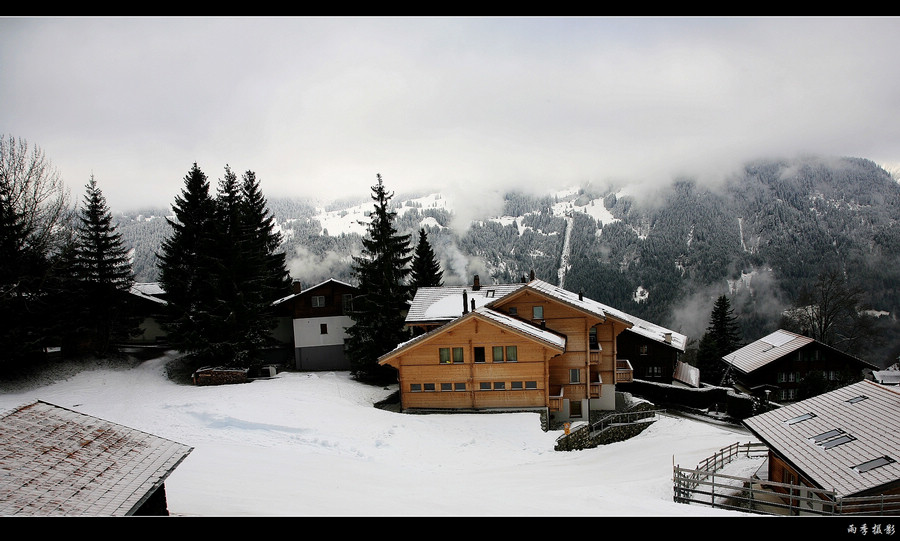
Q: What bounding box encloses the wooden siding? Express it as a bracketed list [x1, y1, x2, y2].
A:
[385, 316, 560, 410]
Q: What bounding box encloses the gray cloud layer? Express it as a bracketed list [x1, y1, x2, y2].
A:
[2, 17, 899, 212]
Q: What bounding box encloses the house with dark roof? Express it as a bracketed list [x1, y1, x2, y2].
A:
[721, 329, 877, 403]
[381, 278, 685, 422]
[742, 380, 900, 514]
[0, 401, 192, 516]
[273, 279, 358, 370]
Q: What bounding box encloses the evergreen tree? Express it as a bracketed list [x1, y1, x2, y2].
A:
[697, 295, 743, 385]
[157, 163, 219, 361]
[158, 164, 290, 367]
[346, 174, 412, 382]
[410, 228, 443, 289]
[69, 175, 135, 355]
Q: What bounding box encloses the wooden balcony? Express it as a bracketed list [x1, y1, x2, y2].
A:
[616, 359, 634, 384]
[589, 349, 600, 365]
[549, 386, 563, 412]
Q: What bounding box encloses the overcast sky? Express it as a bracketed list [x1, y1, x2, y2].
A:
[2, 16, 899, 214]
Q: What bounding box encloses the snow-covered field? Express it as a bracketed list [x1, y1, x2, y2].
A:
[0, 352, 758, 517]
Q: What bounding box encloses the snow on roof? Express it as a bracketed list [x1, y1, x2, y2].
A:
[129, 283, 167, 305]
[406, 283, 525, 323]
[272, 278, 356, 306]
[0, 401, 192, 516]
[405, 279, 686, 351]
[872, 369, 900, 385]
[743, 380, 900, 497]
[516, 280, 686, 351]
[381, 306, 565, 362]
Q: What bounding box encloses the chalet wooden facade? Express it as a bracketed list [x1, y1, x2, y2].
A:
[742, 380, 900, 514]
[274, 279, 357, 371]
[722, 329, 877, 403]
[381, 278, 686, 421]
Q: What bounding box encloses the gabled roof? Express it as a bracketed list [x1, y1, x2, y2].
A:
[380, 306, 566, 364]
[0, 401, 193, 516]
[129, 282, 167, 305]
[405, 278, 686, 351]
[405, 283, 525, 325]
[273, 278, 357, 306]
[743, 380, 900, 497]
[722, 329, 876, 374]
[497, 280, 687, 351]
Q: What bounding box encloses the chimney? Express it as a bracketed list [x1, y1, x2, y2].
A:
[473, 275, 481, 291]
[291, 280, 303, 294]
[530, 269, 535, 281]
[579, 290, 584, 301]
[471, 299, 476, 311]
[463, 290, 469, 314]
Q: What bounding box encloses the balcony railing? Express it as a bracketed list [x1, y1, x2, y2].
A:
[549, 386, 563, 412]
[616, 359, 634, 383]
[589, 349, 600, 365]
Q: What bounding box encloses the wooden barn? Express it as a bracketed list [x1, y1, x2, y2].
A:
[0, 401, 192, 516]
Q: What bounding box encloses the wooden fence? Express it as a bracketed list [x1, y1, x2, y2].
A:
[674, 442, 900, 515]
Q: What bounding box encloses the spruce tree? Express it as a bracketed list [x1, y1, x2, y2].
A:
[410, 228, 443, 289]
[697, 294, 742, 385]
[346, 174, 412, 382]
[69, 175, 135, 355]
[157, 163, 218, 362]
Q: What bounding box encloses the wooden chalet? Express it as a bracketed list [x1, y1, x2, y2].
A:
[0, 401, 192, 516]
[125, 282, 168, 345]
[722, 329, 877, 402]
[273, 279, 357, 370]
[382, 278, 682, 421]
[742, 380, 900, 513]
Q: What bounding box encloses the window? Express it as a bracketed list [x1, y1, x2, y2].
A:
[647, 366, 662, 377]
[820, 434, 856, 450]
[439, 347, 464, 364]
[525, 381, 537, 389]
[854, 456, 896, 473]
[320, 323, 328, 334]
[785, 412, 816, 425]
[342, 294, 353, 314]
[479, 382, 491, 390]
[505, 346, 517, 362]
[570, 401, 582, 417]
[639, 344, 648, 355]
[423, 383, 435, 392]
[811, 429, 845, 443]
[453, 347, 463, 363]
[441, 383, 452, 391]
[509, 307, 518, 316]
[847, 395, 869, 404]
[569, 369, 581, 383]
[312, 295, 325, 307]
[410, 383, 422, 392]
[486, 290, 495, 298]
[454, 383, 466, 391]
[511, 381, 523, 390]
[439, 348, 451, 364]
[474, 347, 485, 363]
[493, 382, 505, 390]
[533, 306, 544, 319]
[493, 346, 504, 362]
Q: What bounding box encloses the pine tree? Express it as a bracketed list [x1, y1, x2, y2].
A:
[157, 163, 218, 361]
[410, 228, 443, 289]
[697, 294, 742, 385]
[69, 175, 135, 355]
[158, 164, 290, 367]
[345, 174, 412, 382]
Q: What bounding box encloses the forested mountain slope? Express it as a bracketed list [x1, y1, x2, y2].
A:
[116, 156, 900, 367]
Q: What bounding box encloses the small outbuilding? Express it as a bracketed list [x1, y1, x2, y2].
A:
[0, 401, 192, 516]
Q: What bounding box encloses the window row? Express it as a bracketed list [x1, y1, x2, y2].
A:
[439, 345, 518, 364]
[410, 381, 539, 392]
